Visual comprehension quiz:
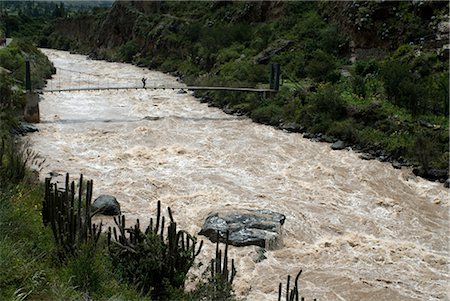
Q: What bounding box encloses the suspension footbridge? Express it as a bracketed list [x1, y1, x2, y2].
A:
[36, 64, 280, 94]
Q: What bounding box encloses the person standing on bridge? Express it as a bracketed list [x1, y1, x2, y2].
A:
[142, 77, 147, 88]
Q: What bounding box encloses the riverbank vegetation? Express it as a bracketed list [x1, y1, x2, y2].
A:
[35, 1, 450, 180]
[2, 2, 449, 179]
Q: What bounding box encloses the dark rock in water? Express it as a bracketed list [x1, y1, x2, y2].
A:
[48, 171, 62, 178]
[444, 179, 449, 188]
[223, 107, 237, 115]
[392, 161, 402, 169]
[319, 135, 335, 143]
[359, 153, 375, 161]
[331, 140, 346, 150]
[303, 132, 315, 139]
[11, 122, 39, 136]
[92, 195, 121, 216]
[426, 169, 449, 181]
[177, 89, 187, 94]
[413, 168, 448, 182]
[199, 96, 210, 103]
[280, 122, 303, 133]
[143, 116, 161, 121]
[199, 209, 285, 249]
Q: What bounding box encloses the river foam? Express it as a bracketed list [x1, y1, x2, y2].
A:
[26, 49, 449, 300]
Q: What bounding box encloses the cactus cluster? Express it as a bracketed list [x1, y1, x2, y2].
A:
[42, 173, 102, 259]
[107, 200, 203, 298]
[278, 270, 316, 301]
[210, 230, 237, 285]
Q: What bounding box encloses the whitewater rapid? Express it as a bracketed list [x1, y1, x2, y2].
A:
[27, 49, 449, 300]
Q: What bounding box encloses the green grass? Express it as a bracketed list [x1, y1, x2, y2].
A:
[0, 183, 151, 301]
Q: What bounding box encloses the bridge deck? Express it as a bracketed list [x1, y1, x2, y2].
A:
[38, 85, 277, 93]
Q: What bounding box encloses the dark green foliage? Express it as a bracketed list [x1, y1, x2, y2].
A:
[0, 138, 37, 185]
[412, 132, 438, 173]
[354, 60, 379, 77]
[118, 40, 140, 63]
[251, 103, 284, 126]
[380, 59, 422, 115]
[310, 84, 347, 119]
[305, 50, 339, 83]
[66, 244, 101, 294]
[0, 38, 55, 90]
[108, 201, 203, 299]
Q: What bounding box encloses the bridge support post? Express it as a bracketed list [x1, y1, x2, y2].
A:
[270, 63, 280, 91]
[24, 92, 40, 123]
[24, 60, 40, 123]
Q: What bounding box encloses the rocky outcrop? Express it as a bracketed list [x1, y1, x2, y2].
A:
[199, 209, 285, 249]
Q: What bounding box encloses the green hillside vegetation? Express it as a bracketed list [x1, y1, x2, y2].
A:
[2, 1, 449, 177]
[36, 1, 450, 178]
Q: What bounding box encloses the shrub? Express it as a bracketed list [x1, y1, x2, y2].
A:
[310, 84, 347, 119]
[412, 132, 438, 173]
[250, 103, 284, 125]
[327, 119, 360, 144]
[118, 40, 140, 63]
[305, 50, 338, 82]
[380, 59, 424, 115]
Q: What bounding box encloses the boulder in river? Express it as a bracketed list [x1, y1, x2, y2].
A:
[10, 122, 39, 136]
[92, 195, 121, 216]
[279, 122, 303, 133]
[199, 209, 285, 249]
[331, 140, 346, 150]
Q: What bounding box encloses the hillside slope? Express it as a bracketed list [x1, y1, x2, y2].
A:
[26, 1, 450, 181]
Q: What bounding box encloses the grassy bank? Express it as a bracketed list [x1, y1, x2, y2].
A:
[0, 40, 146, 300]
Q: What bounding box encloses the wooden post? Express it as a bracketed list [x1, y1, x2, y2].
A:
[25, 60, 31, 91]
[273, 63, 280, 91]
[270, 63, 281, 91]
[270, 64, 275, 90]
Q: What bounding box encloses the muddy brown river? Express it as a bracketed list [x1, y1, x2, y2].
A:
[27, 49, 449, 300]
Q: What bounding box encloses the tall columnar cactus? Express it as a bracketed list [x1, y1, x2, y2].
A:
[42, 173, 102, 259]
[278, 270, 316, 301]
[107, 200, 203, 298]
[211, 230, 237, 285]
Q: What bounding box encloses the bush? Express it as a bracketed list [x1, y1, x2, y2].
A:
[380, 59, 424, 115]
[412, 132, 438, 172]
[309, 84, 347, 119]
[327, 119, 360, 144]
[305, 50, 338, 82]
[250, 103, 284, 125]
[118, 40, 140, 62]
